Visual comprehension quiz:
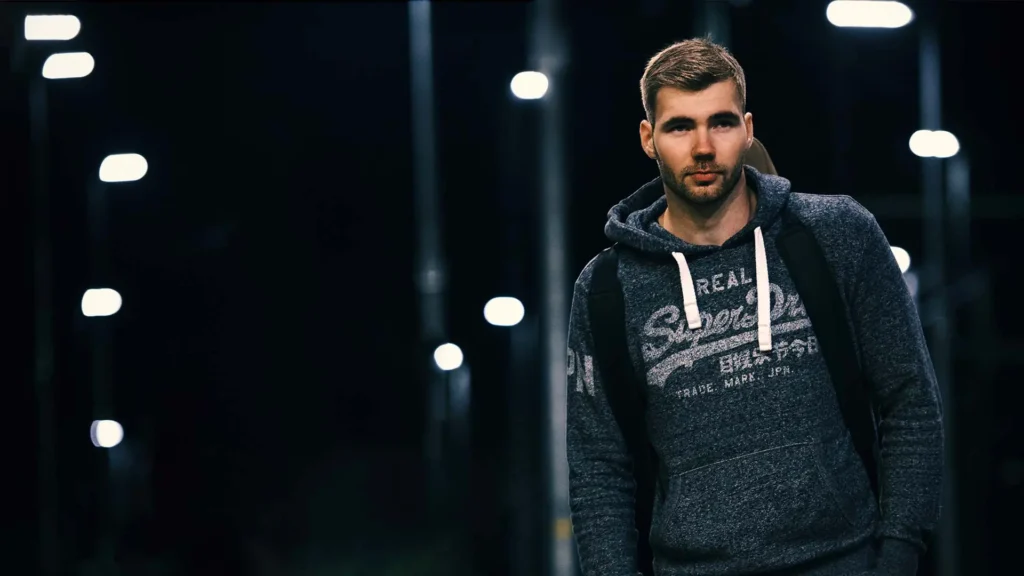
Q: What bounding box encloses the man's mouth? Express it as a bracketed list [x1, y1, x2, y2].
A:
[690, 171, 720, 183]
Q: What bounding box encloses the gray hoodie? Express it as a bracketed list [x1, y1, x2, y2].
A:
[566, 167, 943, 575]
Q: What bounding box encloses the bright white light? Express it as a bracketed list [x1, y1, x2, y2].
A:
[90, 420, 124, 448]
[510, 71, 549, 100]
[99, 153, 149, 183]
[24, 15, 81, 41]
[891, 246, 911, 274]
[909, 130, 960, 159]
[826, 1, 914, 28]
[484, 296, 525, 327]
[42, 51, 94, 79]
[81, 288, 122, 317]
[928, 131, 960, 158]
[433, 343, 464, 371]
[904, 270, 919, 298]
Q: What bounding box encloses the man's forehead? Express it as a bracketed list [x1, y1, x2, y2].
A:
[654, 82, 742, 123]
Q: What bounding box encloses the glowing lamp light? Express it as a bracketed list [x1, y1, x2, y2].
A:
[99, 153, 149, 183]
[510, 71, 549, 100]
[891, 246, 911, 274]
[81, 288, 122, 317]
[909, 130, 960, 159]
[42, 51, 94, 79]
[434, 343, 464, 371]
[24, 15, 82, 41]
[826, 1, 914, 28]
[484, 297, 525, 327]
[90, 420, 124, 448]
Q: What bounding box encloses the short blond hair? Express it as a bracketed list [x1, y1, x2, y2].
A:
[640, 36, 747, 123]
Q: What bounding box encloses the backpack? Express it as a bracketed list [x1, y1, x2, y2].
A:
[585, 208, 880, 576]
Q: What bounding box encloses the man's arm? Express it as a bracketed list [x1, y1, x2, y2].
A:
[846, 210, 944, 574]
[566, 271, 640, 576]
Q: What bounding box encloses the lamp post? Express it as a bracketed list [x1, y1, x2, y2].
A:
[86, 152, 148, 573]
[827, 2, 960, 574]
[12, 13, 86, 576]
[527, 0, 572, 573]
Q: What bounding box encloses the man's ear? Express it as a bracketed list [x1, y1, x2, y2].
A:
[640, 119, 656, 159]
[744, 111, 754, 149]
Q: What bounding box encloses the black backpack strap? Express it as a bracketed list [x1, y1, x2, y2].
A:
[587, 245, 656, 575]
[776, 210, 880, 499]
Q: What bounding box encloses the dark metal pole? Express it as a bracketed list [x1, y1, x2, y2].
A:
[508, 316, 541, 576]
[529, 0, 572, 573]
[28, 59, 59, 576]
[86, 178, 118, 569]
[445, 362, 472, 575]
[919, 14, 958, 576]
[694, 0, 732, 49]
[946, 155, 970, 274]
[500, 90, 537, 576]
[408, 0, 449, 525]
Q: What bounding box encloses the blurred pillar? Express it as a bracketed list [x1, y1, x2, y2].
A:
[529, 0, 573, 573]
[946, 155, 970, 274]
[919, 11, 958, 576]
[408, 0, 449, 527]
[499, 90, 541, 576]
[694, 0, 732, 49]
[26, 51, 60, 576]
[508, 316, 542, 576]
[828, 27, 854, 197]
[86, 179, 118, 569]
[448, 363, 472, 574]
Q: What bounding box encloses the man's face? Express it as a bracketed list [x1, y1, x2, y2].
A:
[639, 81, 753, 206]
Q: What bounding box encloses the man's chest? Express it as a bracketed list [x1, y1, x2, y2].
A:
[621, 249, 830, 406]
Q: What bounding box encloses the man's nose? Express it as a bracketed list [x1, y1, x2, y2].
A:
[692, 129, 715, 158]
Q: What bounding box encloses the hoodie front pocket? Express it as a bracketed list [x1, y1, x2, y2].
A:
[652, 441, 855, 562]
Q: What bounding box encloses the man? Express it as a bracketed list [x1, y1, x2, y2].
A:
[566, 38, 943, 575]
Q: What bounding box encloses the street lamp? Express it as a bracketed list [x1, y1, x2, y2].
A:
[510, 71, 549, 100]
[433, 343, 464, 371]
[41, 51, 94, 79]
[909, 130, 960, 159]
[90, 420, 124, 449]
[24, 15, 81, 41]
[484, 296, 525, 327]
[18, 14, 88, 576]
[81, 288, 123, 317]
[99, 153, 149, 182]
[826, 1, 914, 28]
[891, 246, 912, 274]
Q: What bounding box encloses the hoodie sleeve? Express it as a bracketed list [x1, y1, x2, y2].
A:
[566, 266, 641, 576]
[845, 208, 944, 574]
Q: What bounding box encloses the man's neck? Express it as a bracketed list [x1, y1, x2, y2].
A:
[659, 173, 757, 247]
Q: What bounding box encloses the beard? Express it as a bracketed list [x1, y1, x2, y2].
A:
[657, 152, 746, 206]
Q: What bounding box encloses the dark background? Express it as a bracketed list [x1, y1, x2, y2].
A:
[2, 1, 1021, 574]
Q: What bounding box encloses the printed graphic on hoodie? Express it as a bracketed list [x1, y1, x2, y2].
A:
[641, 266, 819, 398]
[569, 266, 822, 401]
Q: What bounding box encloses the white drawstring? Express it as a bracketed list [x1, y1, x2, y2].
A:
[670, 252, 702, 329]
[670, 226, 773, 350]
[753, 227, 772, 351]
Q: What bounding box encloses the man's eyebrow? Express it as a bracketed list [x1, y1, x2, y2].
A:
[659, 111, 741, 127]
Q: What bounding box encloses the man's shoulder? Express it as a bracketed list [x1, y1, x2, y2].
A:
[787, 191, 876, 233]
[574, 247, 617, 294]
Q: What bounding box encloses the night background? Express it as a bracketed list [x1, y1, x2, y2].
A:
[2, 1, 1021, 574]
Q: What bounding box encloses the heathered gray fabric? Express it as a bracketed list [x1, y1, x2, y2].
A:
[566, 167, 943, 576]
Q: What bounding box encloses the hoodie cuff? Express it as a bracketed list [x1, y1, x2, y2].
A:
[876, 538, 920, 575]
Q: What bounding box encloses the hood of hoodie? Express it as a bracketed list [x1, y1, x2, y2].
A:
[604, 165, 792, 255]
[604, 166, 794, 353]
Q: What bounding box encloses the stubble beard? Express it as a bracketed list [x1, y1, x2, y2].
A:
[657, 152, 746, 207]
